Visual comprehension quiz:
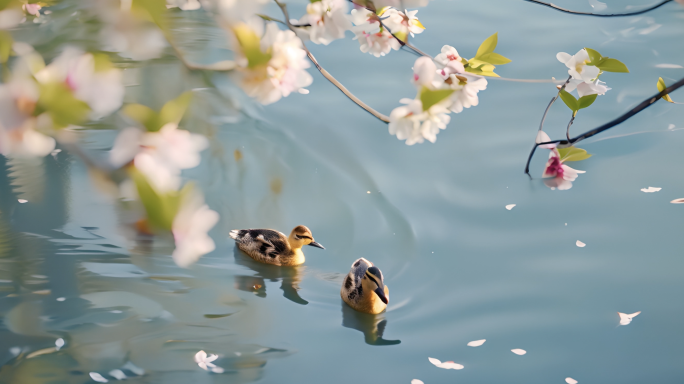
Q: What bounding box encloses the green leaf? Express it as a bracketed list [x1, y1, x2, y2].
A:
[584, 47, 602, 65]
[393, 30, 408, 43]
[123, 104, 160, 132]
[464, 67, 500, 77]
[475, 32, 498, 59]
[596, 58, 629, 73]
[476, 52, 511, 65]
[559, 89, 579, 112]
[92, 53, 114, 72]
[37, 82, 91, 128]
[578, 94, 598, 110]
[233, 24, 272, 69]
[132, 0, 168, 29]
[419, 87, 454, 111]
[0, 31, 12, 63]
[557, 147, 592, 162]
[129, 168, 194, 231]
[657, 77, 674, 103]
[159, 91, 192, 127]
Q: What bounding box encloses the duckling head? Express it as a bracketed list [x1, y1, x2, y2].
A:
[288, 225, 325, 250]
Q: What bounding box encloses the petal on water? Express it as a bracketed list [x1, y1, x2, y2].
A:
[89, 372, 109, 383]
[641, 187, 661, 193]
[55, 338, 65, 350]
[671, 198, 684, 204]
[428, 357, 442, 366]
[618, 311, 640, 325]
[109, 370, 127, 380]
[467, 339, 486, 347]
[576, 240, 586, 248]
[18, 199, 27, 203]
[505, 204, 516, 210]
[411, 380, 425, 384]
[566, 378, 578, 384]
[511, 349, 527, 355]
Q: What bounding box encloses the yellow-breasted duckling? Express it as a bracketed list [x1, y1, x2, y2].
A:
[229, 225, 324, 266]
[341, 258, 389, 315]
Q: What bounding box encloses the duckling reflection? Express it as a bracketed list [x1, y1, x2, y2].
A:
[341, 303, 400, 346]
[229, 225, 324, 266]
[233, 245, 309, 305]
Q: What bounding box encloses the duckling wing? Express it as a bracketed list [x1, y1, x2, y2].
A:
[251, 230, 289, 259]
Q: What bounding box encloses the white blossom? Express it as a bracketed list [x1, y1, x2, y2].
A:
[35, 48, 124, 118]
[172, 199, 218, 268]
[110, 124, 209, 192]
[194, 350, 225, 373]
[297, 0, 351, 45]
[350, 8, 400, 57]
[389, 98, 451, 145]
[444, 73, 487, 113]
[557, 49, 600, 83]
[235, 22, 312, 105]
[0, 8, 22, 29]
[434, 45, 465, 74]
[542, 148, 586, 190]
[381, 8, 425, 39]
[565, 78, 610, 97]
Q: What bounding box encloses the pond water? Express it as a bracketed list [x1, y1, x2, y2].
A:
[1, 0, 684, 383]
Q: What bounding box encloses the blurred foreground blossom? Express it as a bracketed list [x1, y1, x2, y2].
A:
[167, 0, 201, 10]
[428, 357, 464, 370]
[195, 350, 225, 373]
[35, 47, 124, 118]
[22, 3, 41, 17]
[98, 5, 167, 61]
[350, 8, 400, 57]
[0, 5, 22, 30]
[172, 192, 219, 267]
[297, 0, 351, 45]
[110, 123, 209, 192]
[231, 20, 312, 104]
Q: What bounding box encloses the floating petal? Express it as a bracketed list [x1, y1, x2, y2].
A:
[670, 198, 684, 204]
[428, 357, 463, 369]
[109, 370, 127, 380]
[55, 338, 64, 350]
[467, 339, 486, 347]
[566, 378, 578, 384]
[411, 381, 424, 384]
[576, 240, 586, 248]
[618, 311, 641, 325]
[641, 187, 661, 193]
[89, 372, 109, 383]
[511, 349, 527, 355]
[505, 204, 516, 210]
[18, 199, 27, 203]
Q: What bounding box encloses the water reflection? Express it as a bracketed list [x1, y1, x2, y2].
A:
[341, 301, 400, 346]
[233, 245, 308, 305]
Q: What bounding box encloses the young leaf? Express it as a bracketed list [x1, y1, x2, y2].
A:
[38, 82, 91, 128]
[419, 87, 454, 111]
[657, 77, 674, 103]
[129, 168, 193, 231]
[476, 52, 511, 65]
[559, 89, 579, 112]
[584, 47, 602, 65]
[232, 24, 272, 69]
[475, 32, 498, 58]
[0, 31, 12, 63]
[558, 147, 592, 162]
[123, 104, 160, 132]
[596, 58, 629, 73]
[159, 91, 193, 127]
[578, 94, 598, 110]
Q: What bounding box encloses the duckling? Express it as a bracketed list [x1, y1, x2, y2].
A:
[229, 225, 324, 266]
[341, 258, 389, 315]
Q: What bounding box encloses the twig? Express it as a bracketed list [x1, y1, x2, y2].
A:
[275, 0, 390, 123]
[539, 76, 572, 133]
[565, 113, 575, 141]
[524, 0, 674, 17]
[523, 76, 684, 176]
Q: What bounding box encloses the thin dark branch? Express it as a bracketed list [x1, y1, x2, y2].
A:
[565, 113, 575, 141]
[524, 0, 674, 17]
[275, 0, 390, 123]
[524, 76, 684, 176]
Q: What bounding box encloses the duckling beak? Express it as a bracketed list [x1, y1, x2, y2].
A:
[374, 286, 388, 304]
[308, 241, 325, 249]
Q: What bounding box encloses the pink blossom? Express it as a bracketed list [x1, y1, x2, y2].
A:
[542, 148, 585, 190]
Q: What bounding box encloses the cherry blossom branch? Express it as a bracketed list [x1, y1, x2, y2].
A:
[524, 76, 684, 176]
[275, 0, 390, 123]
[524, 0, 674, 17]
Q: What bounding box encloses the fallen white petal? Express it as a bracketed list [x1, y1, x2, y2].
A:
[56, 297, 66, 301]
[670, 198, 684, 204]
[566, 378, 578, 384]
[511, 349, 527, 355]
[411, 381, 424, 384]
[9, 347, 21, 356]
[18, 199, 27, 203]
[55, 338, 64, 350]
[428, 357, 463, 370]
[641, 187, 661, 193]
[89, 372, 109, 383]
[618, 311, 641, 325]
[211, 366, 224, 373]
[576, 240, 586, 248]
[467, 339, 486, 347]
[655, 64, 683, 69]
[109, 369, 127, 380]
[121, 361, 144, 376]
[505, 204, 516, 210]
